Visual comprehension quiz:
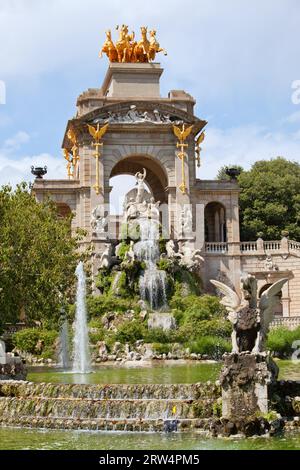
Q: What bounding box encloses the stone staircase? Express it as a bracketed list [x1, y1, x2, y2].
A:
[0, 381, 221, 432]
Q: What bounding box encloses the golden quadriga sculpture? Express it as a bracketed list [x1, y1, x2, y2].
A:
[99, 25, 167, 63]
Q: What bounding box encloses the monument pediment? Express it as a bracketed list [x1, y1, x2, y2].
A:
[83, 102, 202, 126]
[62, 102, 206, 148]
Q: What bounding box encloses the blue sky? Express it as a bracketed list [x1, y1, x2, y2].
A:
[0, 0, 300, 196]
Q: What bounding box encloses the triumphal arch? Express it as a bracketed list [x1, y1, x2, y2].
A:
[33, 26, 300, 325]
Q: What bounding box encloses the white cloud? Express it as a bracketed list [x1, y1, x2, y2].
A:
[0, 149, 65, 187]
[282, 111, 300, 124]
[0, 131, 65, 187]
[198, 124, 300, 179]
[3, 131, 30, 152]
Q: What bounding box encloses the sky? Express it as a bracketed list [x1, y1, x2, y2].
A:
[0, 0, 300, 210]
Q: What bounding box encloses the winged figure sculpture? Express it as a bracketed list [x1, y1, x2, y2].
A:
[210, 276, 288, 353]
[88, 123, 109, 142]
[173, 124, 194, 142]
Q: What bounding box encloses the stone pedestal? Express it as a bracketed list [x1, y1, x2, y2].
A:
[102, 62, 163, 99]
[220, 352, 278, 420]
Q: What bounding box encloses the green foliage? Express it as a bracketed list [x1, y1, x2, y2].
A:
[172, 309, 185, 326]
[121, 259, 145, 294]
[12, 328, 58, 356]
[267, 326, 300, 357]
[237, 157, 300, 241]
[0, 183, 82, 328]
[152, 343, 172, 355]
[12, 329, 40, 354]
[212, 401, 222, 417]
[166, 294, 229, 344]
[114, 320, 146, 344]
[116, 242, 130, 261]
[95, 268, 113, 294]
[216, 165, 244, 181]
[89, 330, 105, 344]
[256, 410, 278, 422]
[171, 269, 202, 299]
[159, 237, 167, 255]
[156, 258, 173, 271]
[187, 336, 231, 358]
[88, 318, 104, 329]
[170, 294, 225, 322]
[144, 328, 172, 344]
[86, 295, 139, 317]
[176, 318, 231, 343]
[191, 319, 232, 338]
[111, 271, 128, 297]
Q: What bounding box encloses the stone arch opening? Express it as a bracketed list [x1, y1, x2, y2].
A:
[110, 155, 168, 200]
[259, 283, 283, 317]
[56, 202, 72, 219]
[109, 155, 168, 215]
[204, 202, 227, 242]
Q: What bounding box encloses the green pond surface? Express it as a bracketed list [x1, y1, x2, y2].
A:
[0, 427, 300, 450]
[27, 359, 300, 385]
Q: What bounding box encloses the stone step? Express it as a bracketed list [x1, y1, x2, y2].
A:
[0, 381, 221, 431]
[0, 397, 197, 420]
[0, 415, 207, 432]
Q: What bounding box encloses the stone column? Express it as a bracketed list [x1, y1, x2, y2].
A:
[214, 210, 220, 242]
[281, 282, 290, 318]
[257, 237, 265, 256]
[195, 202, 205, 251]
[167, 187, 177, 239]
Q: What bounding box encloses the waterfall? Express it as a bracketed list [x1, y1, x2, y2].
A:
[134, 219, 167, 310]
[72, 262, 91, 373]
[111, 271, 122, 296]
[59, 320, 70, 370]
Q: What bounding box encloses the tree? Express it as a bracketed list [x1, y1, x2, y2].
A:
[238, 158, 300, 241]
[0, 183, 84, 330]
[216, 165, 244, 180]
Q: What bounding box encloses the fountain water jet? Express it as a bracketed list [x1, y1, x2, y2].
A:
[72, 262, 91, 373]
[59, 319, 70, 369]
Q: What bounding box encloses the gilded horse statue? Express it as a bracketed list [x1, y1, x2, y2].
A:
[133, 26, 151, 62]
[149, 30, 167, 61]
[99, 30, 118, 62]
[115, 24, 135, 63]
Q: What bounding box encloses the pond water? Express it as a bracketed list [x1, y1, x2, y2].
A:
[27, 359, 300, 385]
[0, 427, 300, 450]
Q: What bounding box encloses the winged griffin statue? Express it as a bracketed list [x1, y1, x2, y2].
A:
[210, 275, 288, 354]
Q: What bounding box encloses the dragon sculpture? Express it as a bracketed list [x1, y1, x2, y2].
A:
[210, 275, 288, 353]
